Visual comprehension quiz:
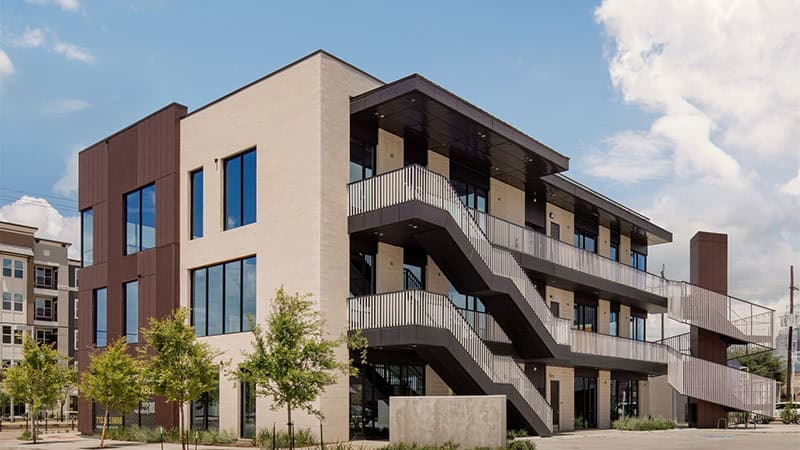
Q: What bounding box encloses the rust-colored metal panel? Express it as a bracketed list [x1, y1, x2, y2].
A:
[0, 229, 35, 247]
[77, 103, 186, 432]
[78, 142, 108, 211]
[689, 231, 728, 296]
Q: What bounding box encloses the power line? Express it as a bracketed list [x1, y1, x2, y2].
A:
[0, 187, 77, 204]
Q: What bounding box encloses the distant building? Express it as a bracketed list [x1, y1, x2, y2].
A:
[774, 327, 800, 399]
[0, 221, 78, 419]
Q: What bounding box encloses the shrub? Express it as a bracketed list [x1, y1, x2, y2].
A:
[101, 426, 236, 445]
[506, 440, 535, 450]
[506, 429, 528, 440]
[17, 430, 31, 441]
[255, 427, 316, 449]
[612, 416, 676, 431]
[381, 442, 460, 450]
[780, 402, 799, 424]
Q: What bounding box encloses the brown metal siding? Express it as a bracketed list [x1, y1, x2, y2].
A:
[689, 231, 728, 296]
[77, 103, 187, 434]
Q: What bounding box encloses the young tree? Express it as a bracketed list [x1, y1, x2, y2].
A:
[80, 337, 148, 448]
[2, 335, 75, 443]
[237, 287, 363, 449]
[735, 351, 785, 382]
[140, 308, 220, 450]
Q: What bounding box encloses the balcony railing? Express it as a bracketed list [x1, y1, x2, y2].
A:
[456, 307, 511, 344]
[348, 290, 552, 432]
[473, 209, 775, 347]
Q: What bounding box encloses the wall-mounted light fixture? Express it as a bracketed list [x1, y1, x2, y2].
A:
[548, 212, 555, 219]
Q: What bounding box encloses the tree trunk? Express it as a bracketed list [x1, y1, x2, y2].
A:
[31, 410, 36, 444]
[178, 402, 185, 450]
[100, 409, 109, 448]
[287, 406, 294, 450]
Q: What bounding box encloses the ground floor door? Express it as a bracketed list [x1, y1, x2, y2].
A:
[550, 380, 560, 432]
[575, 376, 597, 429]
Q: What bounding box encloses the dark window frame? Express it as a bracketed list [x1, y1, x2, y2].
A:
[82, 208, 93, 267]
[34, 297, 57, 321]
[94, 288, 108, 348]
[190, 168, 204, 239]
[191, 256, 256, 337]
[223, 148, 257, 231]
[124, 280, 139, 344]
[124, 184, 156, 255]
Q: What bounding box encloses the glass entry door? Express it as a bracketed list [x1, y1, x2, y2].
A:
[574, 376, 597, 429]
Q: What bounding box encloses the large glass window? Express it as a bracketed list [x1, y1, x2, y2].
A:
[449, 283, 487, 338]
[574, 376, 597, 429]
[2, 326, 21, 345]
[35, 328, 57, 347]
[224, 149, 257, 230]
[191, 376, 219, 432]
[350, 139, 375, 182]
[610, 310, 619, 336]
[125, 184, 156, 255]
[349, 252, 375, 297]
[13, 293, 22, 312]
[82, 209, 93, 267]
[630, 250, 647, 271]
[240, 370, 256, 439]
[1, 293, 21, 312]
[402, 263, 425, 290]
[34, 266, 57, 289]
[1, 293, 11, 311]
[349, 363, 425, 439]
[34, 298, 57, 321]
[610, 379, 639, 420]
[630, 314, 646, 341]
[1, 259, 10, 277]
[574, 231, 597, 253]
[13, 260, 23, 278]
[610, 243, 619, 262]
[95, 288, 107, 347]
[191, 169, 204, 239]
[573, 304, 597, 332]
[191, 256, 256, 336]
[124, 281, 139, 344]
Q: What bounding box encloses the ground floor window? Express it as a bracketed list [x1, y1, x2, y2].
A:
[349, 363, 425, 440]
[241, 373, 256, 439]
[610, 379, 639, 421]
[574, 376, 597, 429]
[191, 387, 220, 431]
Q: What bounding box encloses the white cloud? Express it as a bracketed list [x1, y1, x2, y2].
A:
[583, 131, 672, 183]
[41, 98, 89, 115]
[25, 0, 79, 11]
[782, 164, 800, 198]
[53, 41, 94, 63]
[0, 196, 80, 259]
[0, 49, 14, 86]
[52, 149, 79, 196]
[11, 27, 45, 48]
[592, 0, 800, 339]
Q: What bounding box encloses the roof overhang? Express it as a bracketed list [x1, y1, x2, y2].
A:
[542, 174, 673, 245]
[351, 74, 569, 188]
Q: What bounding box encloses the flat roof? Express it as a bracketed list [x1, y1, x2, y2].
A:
[352, 74, 570, 174]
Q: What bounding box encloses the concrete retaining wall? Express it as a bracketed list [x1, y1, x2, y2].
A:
[389, 395, 506, 447]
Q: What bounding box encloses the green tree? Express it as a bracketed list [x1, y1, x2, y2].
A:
[237, 288, 364, 449]
[2, 335, 75, 443]
[80, 337, 148, 448]
[140, 308, 220, 450]
[735, 351, 785, 383]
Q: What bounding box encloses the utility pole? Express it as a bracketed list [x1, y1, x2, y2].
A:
[788, 265, 795, 402]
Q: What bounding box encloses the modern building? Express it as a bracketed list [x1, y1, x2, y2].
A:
[76, 51, 778, 440]
[774, 327, 800, 400]
[0, 221, 80, 419]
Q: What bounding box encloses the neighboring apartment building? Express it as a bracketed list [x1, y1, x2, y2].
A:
[77, 51, 778, 440]
[0, 221, 79, 418]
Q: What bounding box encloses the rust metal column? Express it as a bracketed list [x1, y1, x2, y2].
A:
[688, 231, 730, 428]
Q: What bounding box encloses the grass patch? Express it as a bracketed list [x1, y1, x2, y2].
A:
[254, 427, 316, 449]
[102, 426, 236, 445]
[612, 416, 676, 431]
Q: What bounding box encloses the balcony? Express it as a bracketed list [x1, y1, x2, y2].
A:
[474, 208, 775, 346]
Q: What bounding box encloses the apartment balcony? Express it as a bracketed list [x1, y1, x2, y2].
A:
[349, 290, 778, 421]
[348, 164, 774, 350]
[477, 210, 775, 346]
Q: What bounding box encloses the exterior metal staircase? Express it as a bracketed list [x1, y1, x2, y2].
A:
[347, 165, 779, 427]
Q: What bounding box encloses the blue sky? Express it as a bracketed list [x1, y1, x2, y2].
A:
[1, 1, 798, 326]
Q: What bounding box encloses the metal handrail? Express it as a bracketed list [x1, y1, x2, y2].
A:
[348, 291, 553, 432]
[455, 307, 511, 344]
[347, 166, 778, 418]
[473, 208, 774, 347]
